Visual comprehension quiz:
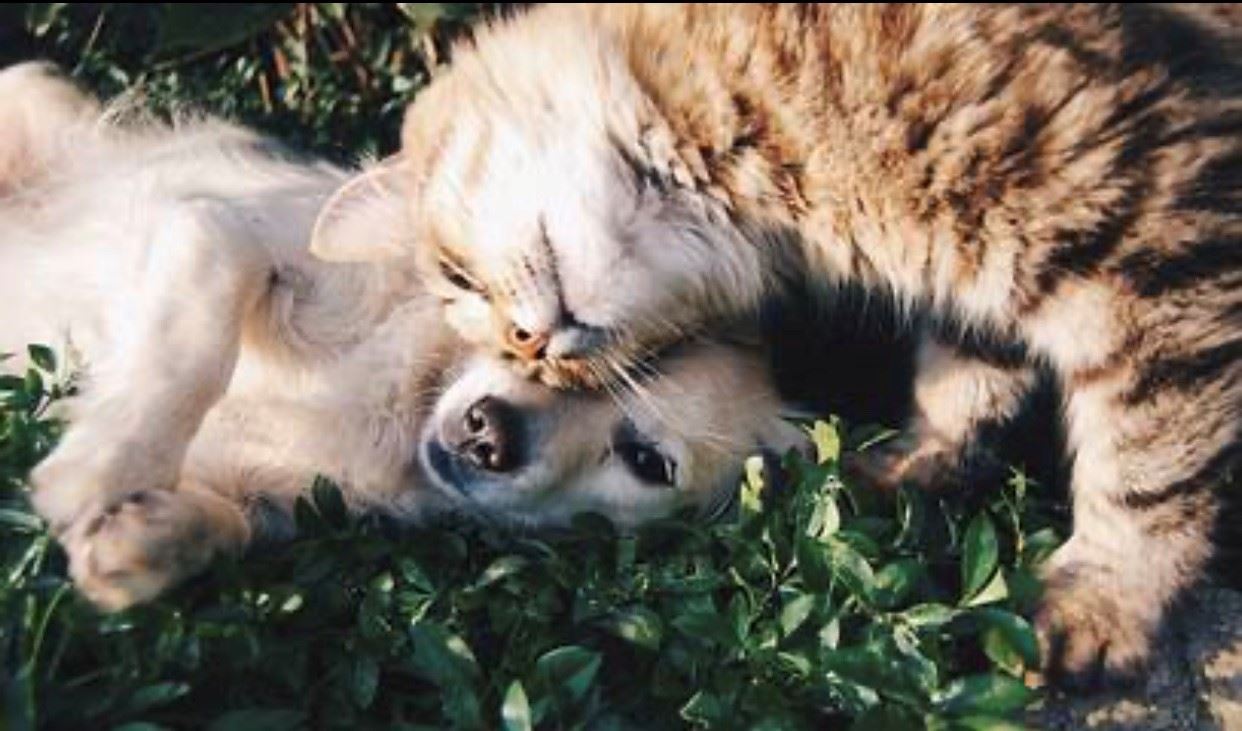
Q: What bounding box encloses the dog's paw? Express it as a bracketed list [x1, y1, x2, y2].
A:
[1033, 562, 1156, 689]
[29, 443, 175, 535]
[59, 488, 244, 611]
[29, 460, 109, 536]
[841, 433, 960, 493]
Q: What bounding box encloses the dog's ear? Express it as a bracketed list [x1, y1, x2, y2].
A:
[310, 155, 412, 262]
[0, 62, 100, 189]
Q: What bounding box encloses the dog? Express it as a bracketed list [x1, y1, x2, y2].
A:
[0, 63, 806, 610]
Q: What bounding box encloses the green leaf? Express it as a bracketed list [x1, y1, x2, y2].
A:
[471, 556, 530, 590]
[903, 603, 960, 629]
[741, 455, 767, 516]
[818, 617, 841, 650]
[408, 624, 482, 728]
[777, 650, 813, 676]
[796, 536, 833, 592]
[27, 345, 55, 373]
[534, 646, 602, 705]
[398, 557, 435, 594]
[823, 635, 937, 707]
[206, 709, 305, 731]
[598, 607, 663, 651]
[960, 514, 999, 603]
[351, 653, 380, 709]
[872, 559, 926, 609]
[680, 690, 728, 726]
[397, 3, 477, 32]
[1006, 566, 1043, 613]
[126, 682, 190, 713]
[1020, 528, 1063, 567]
[727, 593, 751, 643]
[851, 704, 922, 731]
[933, 673, 1035, 717]
[501, 681, 532, 731]
[829, 537, 876, 601]
[973, 609, 1039, 676]
[24, 3, 66, 36]
[152, 4, 294, 62]
[808, 492, 842, 540]
[963, 570, 1009, 608]
[311, 477, 348, 529]
[412, 623, 480, 679]
[672, 610, 737, 646]
[779, 593, 817, 637]
[292, 496, 327, 536]
[0, 509, 44, 532]
[942, 715, 1029, 731]
[812, 420, 841, 464]
[23, 369, 43, 398]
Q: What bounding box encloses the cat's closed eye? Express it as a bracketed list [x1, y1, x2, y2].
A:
[438, 257, 480, 293]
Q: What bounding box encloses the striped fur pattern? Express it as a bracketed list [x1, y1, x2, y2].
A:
[382, 4, 1242, 684]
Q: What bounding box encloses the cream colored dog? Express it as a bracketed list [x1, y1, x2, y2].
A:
[0, 63, 805, 610]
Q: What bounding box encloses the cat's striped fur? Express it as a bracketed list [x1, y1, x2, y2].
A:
[314, 4, 1242, 683]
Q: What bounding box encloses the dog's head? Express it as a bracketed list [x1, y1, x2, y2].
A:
[415, 340, 808, 529]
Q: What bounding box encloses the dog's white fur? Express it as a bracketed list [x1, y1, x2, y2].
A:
[0, 63, 805, 610]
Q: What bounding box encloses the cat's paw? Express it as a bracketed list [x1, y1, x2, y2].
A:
[58, 488, 244, 611]
[841, 434, 960, 493]
[1033, 562, 1157, 689]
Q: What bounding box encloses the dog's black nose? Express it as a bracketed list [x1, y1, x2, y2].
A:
[449, 396, 521, 473]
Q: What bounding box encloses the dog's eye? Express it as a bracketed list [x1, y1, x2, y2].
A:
[438, 257, 480, 293]
[615, 441, 676, 487]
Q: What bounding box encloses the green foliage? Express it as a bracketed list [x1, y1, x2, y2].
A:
[2, 3, 491, 160]
[1, 348, 1064, 729]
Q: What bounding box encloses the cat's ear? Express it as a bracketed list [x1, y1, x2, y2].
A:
[310, 155, 412, 263]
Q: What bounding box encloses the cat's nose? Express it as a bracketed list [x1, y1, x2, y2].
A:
[504, 324, 550, 362]
[447, 396, 521, 473]
[503, 321, 604, 363]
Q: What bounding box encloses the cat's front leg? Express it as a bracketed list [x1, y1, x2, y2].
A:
[30, 199, 273, 538]
[845, 331, 1036, 492]
[1035, 367, 1229, 685]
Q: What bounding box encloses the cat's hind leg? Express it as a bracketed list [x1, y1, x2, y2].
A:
[845, 329, 1036, 492]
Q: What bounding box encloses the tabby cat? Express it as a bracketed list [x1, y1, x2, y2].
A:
[315, 4, 1242, 684]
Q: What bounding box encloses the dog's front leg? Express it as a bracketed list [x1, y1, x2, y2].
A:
[31, 199, 271, 602]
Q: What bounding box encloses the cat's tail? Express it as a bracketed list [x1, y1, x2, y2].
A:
[0, 62, 101, 194]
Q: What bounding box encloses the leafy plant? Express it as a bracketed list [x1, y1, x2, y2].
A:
[2, 3, 491, 160]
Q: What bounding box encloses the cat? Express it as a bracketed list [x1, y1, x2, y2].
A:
[314, 4, 1242, 685]
[0, 62, 806, 610]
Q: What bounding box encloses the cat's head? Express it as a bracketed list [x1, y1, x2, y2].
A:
[312, 12, 769, 389]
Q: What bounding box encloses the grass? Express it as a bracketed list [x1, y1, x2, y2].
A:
[0, 6, 1067, 729]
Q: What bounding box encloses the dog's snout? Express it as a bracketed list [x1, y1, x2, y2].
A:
[449, 396, 521, 473]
